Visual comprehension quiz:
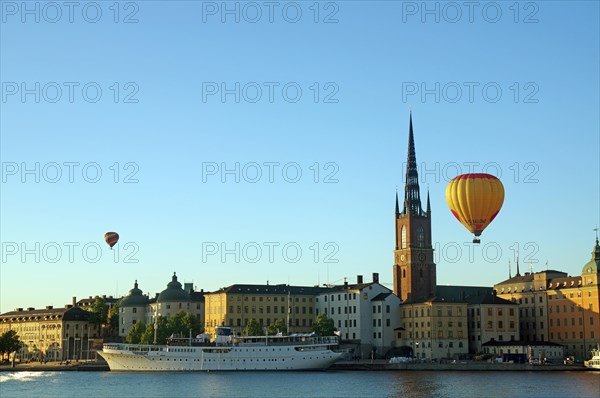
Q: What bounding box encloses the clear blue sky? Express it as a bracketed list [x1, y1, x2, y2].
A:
[1, 1, 599, 313]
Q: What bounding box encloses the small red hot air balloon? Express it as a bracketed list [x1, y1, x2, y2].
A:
[104, 232, 119, 250]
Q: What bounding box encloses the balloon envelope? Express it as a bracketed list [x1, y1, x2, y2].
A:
[445, 173, 504, 240]
[104, 232, 119, 248]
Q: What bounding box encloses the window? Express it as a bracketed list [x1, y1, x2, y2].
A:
[401, 226, 407, 249]
[386, 305, 390, 314]
[416, 226, 425, 248]
[132, 308, 137, 314]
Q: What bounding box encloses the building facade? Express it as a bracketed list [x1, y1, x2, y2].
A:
[482, 340, 564, 363]
[145, 273, 204, 328]
[395, 299, 469, 360]
[0, 302, 100, 361]
[315, 274, 401, 358]
[466, 294, 519, 354]
[495, 239, 600, 361]
[119, 281, 150, 337]
[203, 284, 325, 336]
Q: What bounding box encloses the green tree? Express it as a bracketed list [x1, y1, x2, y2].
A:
[125, 321, 146, 344]
[243, 319, 264, 336]
[140, 316, 170, 345]
[108, 298, 122, 333]
[87, 297, 108, 327]
[267, 319, 287, 335]
[168, 311, 202, 337]
[0, 330, 21, 360]
[313, 313, 335, 336]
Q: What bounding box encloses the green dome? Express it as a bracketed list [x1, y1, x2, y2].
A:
[157, 273, 190, 303]
[121, 280, 149, 307]
[582, 238, 600, 275]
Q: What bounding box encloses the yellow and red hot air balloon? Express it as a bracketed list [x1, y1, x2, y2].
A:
[104, 232, 119, 250]
[445, 173, 504, 243]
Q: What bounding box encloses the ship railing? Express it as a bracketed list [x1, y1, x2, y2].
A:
[103, 343, 164, 352]
[233, 335, 338, 346]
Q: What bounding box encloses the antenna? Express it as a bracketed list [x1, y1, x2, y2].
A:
[594, 226, 599, 240]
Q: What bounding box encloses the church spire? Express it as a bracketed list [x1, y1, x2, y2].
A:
[395, 190, 400, 217]
[426, 187, 431, 213]
[516, 255, 521, 277]
[402, 111, 423, 215]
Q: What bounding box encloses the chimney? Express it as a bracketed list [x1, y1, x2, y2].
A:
[46, 305, 53, 310]
[65, 304, 73, 309]
[372, 273, 379, 283]
[72, 297, 77, 306]
[357, 275, 363, 284]
[15, 308, 23, 312]
[27, 307, 35, 311]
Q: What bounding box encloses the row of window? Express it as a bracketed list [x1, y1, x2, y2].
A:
[406, 331, 465, 339]
[404, 307, 464, 318]
[209, 318, 313, 328]
[219, 296, 312, 303]
[319, 293, 358, 302]
[549, 331, 596, 340]
[548, 317, 595, 327]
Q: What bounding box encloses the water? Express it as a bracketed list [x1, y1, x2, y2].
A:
[1, 371, 599, 398]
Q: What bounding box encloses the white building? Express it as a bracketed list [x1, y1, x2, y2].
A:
[315, 273, 401, 358]
[119, 281, 149, 337]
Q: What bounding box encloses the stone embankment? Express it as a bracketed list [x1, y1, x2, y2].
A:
[332, 360, 589, 371]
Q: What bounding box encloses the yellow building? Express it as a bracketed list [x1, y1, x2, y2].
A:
[495, 238, 600, 361]
[204, 284, 325, 336]
[466, 294, 519, 354]
[0, 302, 100, 361]
[395, 299, 468, 360]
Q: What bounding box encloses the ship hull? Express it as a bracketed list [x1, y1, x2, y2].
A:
[99, 344, 342, 371]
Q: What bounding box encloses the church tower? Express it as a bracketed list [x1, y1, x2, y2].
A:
[393, 112, 436, 302]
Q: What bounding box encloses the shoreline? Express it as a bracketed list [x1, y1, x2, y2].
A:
[0, 360, 592, 372]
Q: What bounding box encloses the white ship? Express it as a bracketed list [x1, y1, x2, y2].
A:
[99, 327, 342, 371]
[584, 346, 600, 370]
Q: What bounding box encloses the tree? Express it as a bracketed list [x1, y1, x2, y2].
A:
[87, 297, 108, 327]
[108, 298, 122, 334]
[125, 321, 146, 344]
[313, 313, 335, 336]
[0, 330, 21, 360]
[267, 319, 287, 335]
[168, 311, 202, 337]
[140, 316, 170, 345]
[243, 319, 264, 336]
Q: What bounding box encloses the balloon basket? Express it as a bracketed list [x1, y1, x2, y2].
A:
[472, 238, 481, 244]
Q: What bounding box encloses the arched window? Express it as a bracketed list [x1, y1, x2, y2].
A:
[401, 226, 407, 249]
[419, 268, 423, 278]
[402, 269, 406, 278]
[417, 226, 425, 248]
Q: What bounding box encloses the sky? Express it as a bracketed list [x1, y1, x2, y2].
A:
[1, 1, 599, 313]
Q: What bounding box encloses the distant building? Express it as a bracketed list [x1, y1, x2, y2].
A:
[466, 293, 519, 354]
[147, 273, 204, 326]
[395, 298, 468, 360]
[494, 238, 600, 361]
[315, 273, 401, 358]
[119, 281, 149, 337]
[117, 273, 204, 338]
[203, 283, 326, 336]
[482, 339, 564, 363]
[0, 299, 101, 361]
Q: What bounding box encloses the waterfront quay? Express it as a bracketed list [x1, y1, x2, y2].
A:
[0, 359, 590, 372]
